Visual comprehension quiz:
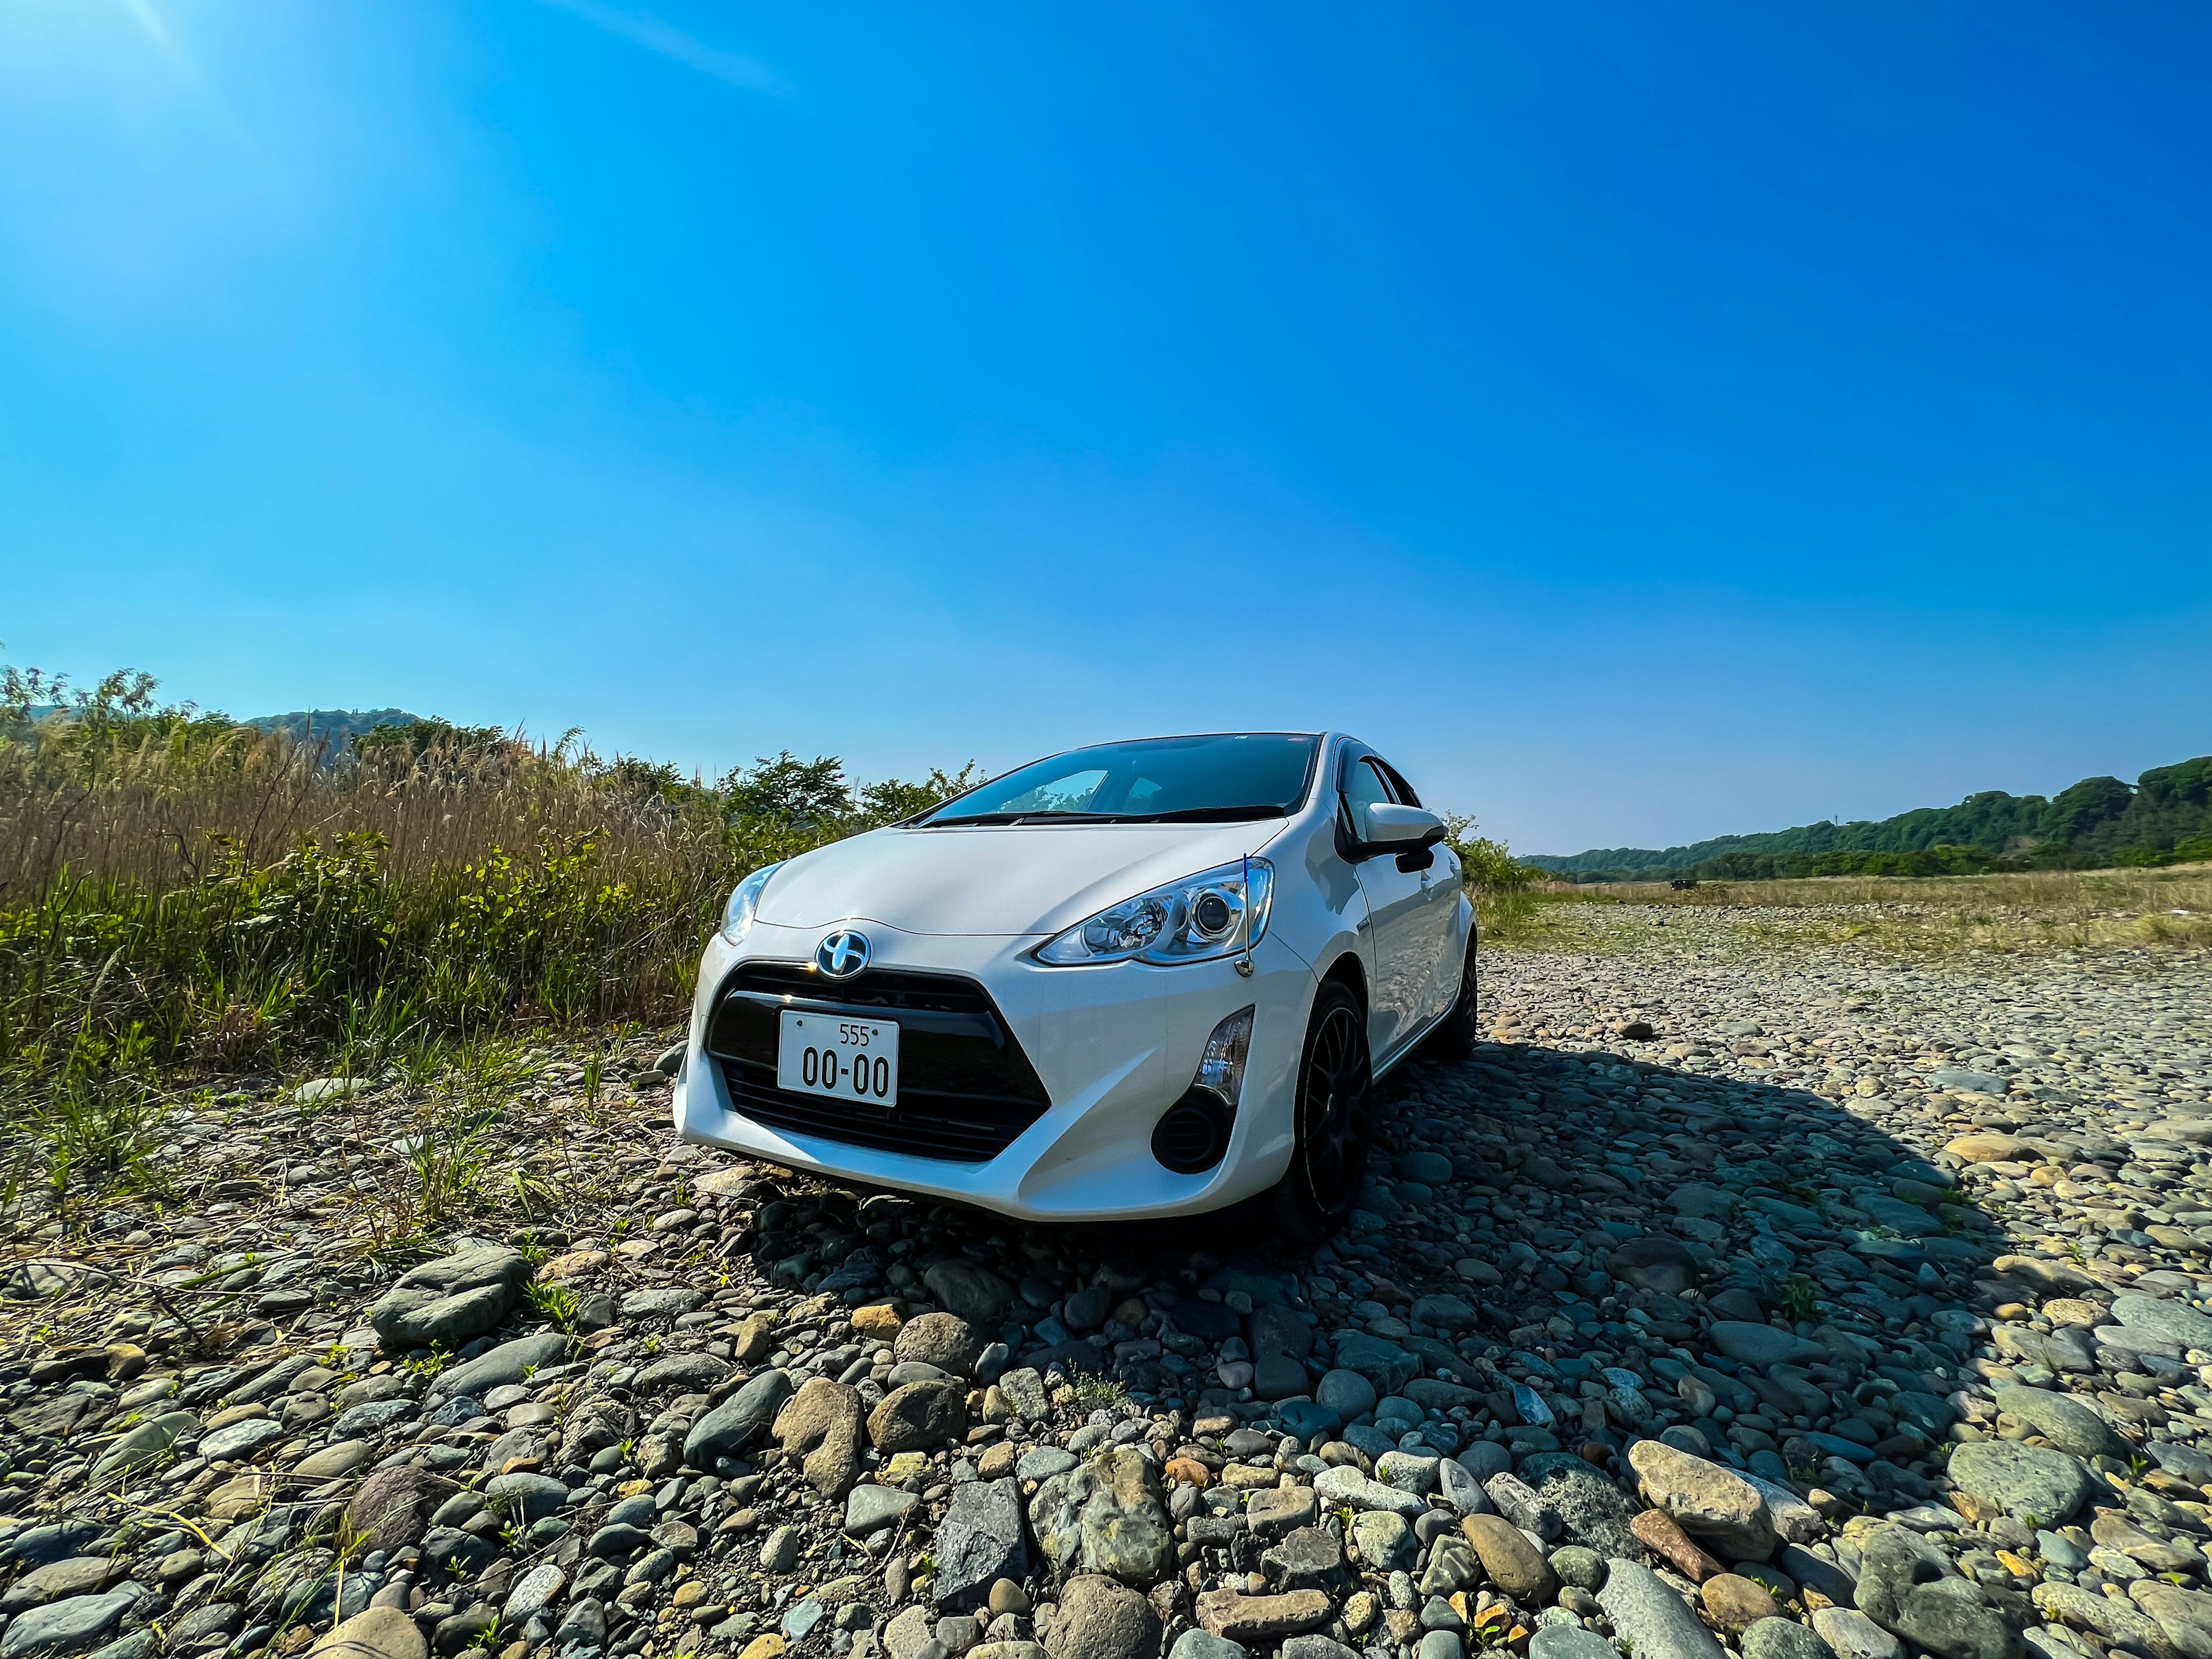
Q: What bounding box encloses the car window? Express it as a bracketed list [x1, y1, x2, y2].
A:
[995, 768, 1108, 814]
[1374, 759, 1422, 808]
[1342, 755, 1392, 838]
[922, 733, 1320, 824]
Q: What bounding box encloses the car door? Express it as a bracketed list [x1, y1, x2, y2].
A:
[1373, 756, 1463, 1025]
[1344, 751, 1432, 1058]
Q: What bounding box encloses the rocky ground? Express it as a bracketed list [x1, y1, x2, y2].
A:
[4, 904, 2211, 1659]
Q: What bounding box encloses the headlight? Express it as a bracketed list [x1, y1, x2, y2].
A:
[1036, 857, 1274, 967]
[718, 863, 781, 946]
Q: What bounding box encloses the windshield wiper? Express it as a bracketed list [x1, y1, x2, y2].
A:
[922, 804, 1287, 827]
[921, 811, 1125, 827]
[1100, 804, 1289, 823]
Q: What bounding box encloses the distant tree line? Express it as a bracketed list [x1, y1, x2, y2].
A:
[1527, 755, 2212, 883]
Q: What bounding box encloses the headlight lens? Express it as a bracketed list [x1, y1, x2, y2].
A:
[718, 863, 781, 946]
[1036, 857, 1274, 966]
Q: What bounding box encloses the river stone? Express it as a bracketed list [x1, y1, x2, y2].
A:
[308, 1607, 427, 1659]
[843, 1484, 920, 1536]
[1251, 1305, 1314, 1361]
[199, 1416, 289, 1463]
[1946, 1441, 2091, 1525]
[1461, 1515, 1556, 1604]
[90, 1411, 196, 1484]
[347, 1466, 447, 1555]
[0, 1589, 141, 1659]
[1598, 1559, 1727, 1659]
[1436, 1457, 1494, 1516]
[368, 1245, 531, 1350]
[774, 1377, 866, 1497]
[1170, 1634, 1246, 1659]
[503, 1563, 566, 1624]
[935, 1477, 1029, 1610]
[1608, 1238, 1702, 1295]
[1628, 1440, 1777, 1559]
[1350, 1512, 1415, 1572]
[869, 1378, 967, 1452]
[1991, 1386, 2121, 1461]
[895, 1313, 986, 1377]
[1707, 1323, 1825, 1368]
[430, 1332, 569, 1400]
[1810, 1609, 1901, 1659]
[2113, 1293, 2212, 1354]
[486, 1472, 569, 1523]
[922, 1260, 1017, 1323]
[293, 1439, 373, 1479]
[1530, 1628, 1622, 1659]
[685, 1369, 794, 1465]
[1741, 1619, 1834, 1659]
[1332, 1332, 1419, 1393]
[1029, 1447, 1174, 1586]
[1044, 1575, 1161, 1659]
[1854, 1524, 2021, 1659]
[1315, 1465, 1425, 1517]
[1316, 1370, 1378, 1419]
[1517, 1451, 1646, 1560]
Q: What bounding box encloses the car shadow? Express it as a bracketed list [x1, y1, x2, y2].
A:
[747, 1026, 2076, 1527]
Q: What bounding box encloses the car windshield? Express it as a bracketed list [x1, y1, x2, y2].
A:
[918, 733, 1321, 825]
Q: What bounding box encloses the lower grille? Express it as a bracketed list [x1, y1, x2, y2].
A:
[706, 962, 1051, 1162]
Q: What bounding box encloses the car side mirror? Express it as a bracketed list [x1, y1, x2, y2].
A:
[1364, 804, 1445, 846]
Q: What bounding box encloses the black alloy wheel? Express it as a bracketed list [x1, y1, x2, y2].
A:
[1272, 979, 1373, 1240]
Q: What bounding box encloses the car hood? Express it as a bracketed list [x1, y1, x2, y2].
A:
[754, 820, 1290, 937]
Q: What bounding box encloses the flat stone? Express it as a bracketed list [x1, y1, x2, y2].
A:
[1740, 1619, 1834, 1659]
[935, 1477, 1029, 1611]
[0, 1589, 141, 1659]
[1315, 1465, 1425, 1517]
[868, 1378, 967, 1452]
[843, 1484, 920, 1536]
[1702, 1575, 1782, 1633]
[368, 1247, 531, 1350]
[922, 1260, 1017, 1323]
[2113, 1291, 2212, 1354]
[1597, 1559, 1728, 1659]
[1029, 1446, 1175, 1586]
[1461, 1514, 1557, 1604]
[308, 1607, 426, 1659]
[1629, 1439, 1777, 1559]
[1811, 1609, 1902, 1659]
[774, 1376, 866, 1497]
[1947, 1441, 2092, 1525]
[1044, 1575, 1161, 1659]
[293, 1438, 373, 1479]
[1194, 1590, 1332, 1642]
[684, 1369, 794, 1465]
[1706, 1321, 1825, 1368]
[430, 1332, 569, 1400]
[1530, 1628, 1622, 1659]
[1991, 1386, 2121, 1461]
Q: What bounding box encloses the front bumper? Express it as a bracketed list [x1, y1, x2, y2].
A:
[671, 919, 1315, 1222]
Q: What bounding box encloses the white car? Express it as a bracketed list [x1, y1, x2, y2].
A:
[672, 731, 1476, 1237]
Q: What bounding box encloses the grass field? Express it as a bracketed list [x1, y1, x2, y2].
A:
[1493, 864, 2212, 957]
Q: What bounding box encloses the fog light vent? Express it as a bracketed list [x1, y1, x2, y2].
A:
[1151, 1088, 1232, 1175]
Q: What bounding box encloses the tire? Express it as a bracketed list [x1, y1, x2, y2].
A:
[1269, 979, 1374, 1242]
[1425, 933, 1480, 1062]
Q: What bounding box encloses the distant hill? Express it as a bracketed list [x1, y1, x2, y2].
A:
[1529, 753, 2212, 882]
[244, 708, 423, 756]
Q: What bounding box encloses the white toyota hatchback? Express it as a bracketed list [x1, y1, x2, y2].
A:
[672, 732, 1475, 1237]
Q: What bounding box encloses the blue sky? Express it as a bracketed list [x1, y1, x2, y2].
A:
[2, 3, 2206, 854]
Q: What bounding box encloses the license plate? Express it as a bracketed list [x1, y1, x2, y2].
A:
[777, 1010, 899, 1107]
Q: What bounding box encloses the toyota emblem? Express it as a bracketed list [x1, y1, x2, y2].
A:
[816, 929, 871, 979]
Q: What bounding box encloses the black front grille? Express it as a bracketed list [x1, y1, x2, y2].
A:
[705, 961, 1051, 1162]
